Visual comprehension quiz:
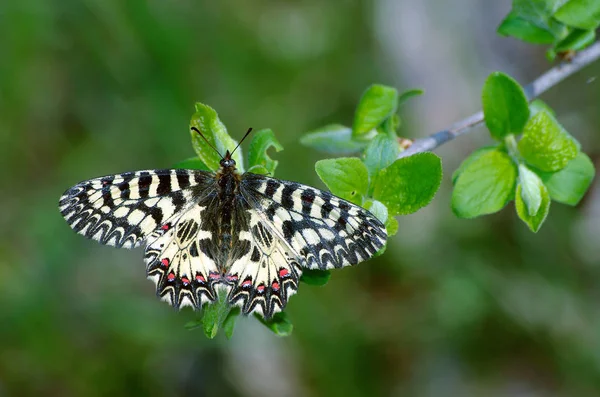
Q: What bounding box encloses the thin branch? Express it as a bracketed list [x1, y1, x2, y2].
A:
[398, 41, 600, 159]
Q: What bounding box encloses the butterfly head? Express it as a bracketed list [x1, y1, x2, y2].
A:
[220, 151, 236, 169]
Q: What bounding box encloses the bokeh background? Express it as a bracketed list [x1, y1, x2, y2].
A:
[2, 1, 600, 396]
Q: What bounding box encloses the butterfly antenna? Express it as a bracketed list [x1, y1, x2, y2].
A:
[231, 127, 253, 156]
[191, 126, 223, 159]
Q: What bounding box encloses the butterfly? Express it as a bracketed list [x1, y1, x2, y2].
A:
[58, 127, 387, 319]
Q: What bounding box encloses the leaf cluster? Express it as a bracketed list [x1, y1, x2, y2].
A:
[498, 0, 600, 60]
[452, 72, 595, 232]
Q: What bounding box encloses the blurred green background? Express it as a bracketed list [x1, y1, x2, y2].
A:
[2, 1, 600, 396]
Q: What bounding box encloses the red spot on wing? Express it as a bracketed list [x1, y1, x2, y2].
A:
[181, 276, 190, 286]
[209, 272, 221, 281]
[167, 272, 175, 282]
[242, 280, 252, 288]
[196, 274, 206, 283]
[272, 282, 280, 291]
[226, 274, 239, 282]
[257, 284, 265, 293]
[161, 258, 170, 268]
[161, 224, 170, 231]
[279, 268, 289, 278]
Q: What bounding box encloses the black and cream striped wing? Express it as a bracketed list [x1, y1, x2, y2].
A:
[241, 173, 387, 270]
[59, 169, 214, 249]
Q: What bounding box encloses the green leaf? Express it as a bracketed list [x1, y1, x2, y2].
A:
[315, 158, 369, 205]
[256, 312, 293, 336]
[248, 129, 283, 176]
[300, 269, 332, 286]
[365, 199, 395, 237]
[539, 152, 595, 205]
[482, 72, 530, 140]
[518, 164, 544, 216]
[397, 89, 424, 107]
[222, 307, 241, 339]
[365, 199, 388, 224]
[498, 0, 571, 43]
[372, 152, 442, 216]
[363, 134, 400, 177]
[299, 124, 369, 155]
[518, 109, 579, 172]
[247, 165, 270, 175]
[554, 0, 600, 30]
[201, 291, 231, 339]
[385, 217, 399, 237]
[173, 157, 210, 171]
[452, 149, 517, 218]
[529, 99, 555, 118]
[353, 84, 398, 139]
[554, 28, 596, 52]
[190, 103, 244, 172]
[452, 146, 499, 185]
[497, 11, 558, 44]
[515, 183, 551, 232]
[184, 319, 203, 331]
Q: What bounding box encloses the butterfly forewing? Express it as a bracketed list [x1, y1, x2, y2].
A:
[59, 169, 214, 248]
[59, 165, 387, 319]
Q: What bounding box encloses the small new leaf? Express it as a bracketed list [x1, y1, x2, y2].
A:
[256, 312, 293, 337]
[482, 72, 530, 140]
[397, 89, 424, 107]
[515, 183, 551, 233]
[353, 84, 398, 139]
[190, 103, 244, 172]
[300, 124, 369, 155]
[248, 129, 283, 176]
[365, 199, 388, 224]
[554, 0, 600, 30]
[518, 110, 579, 172]
[553, 28, 596, 54]
[518, 164, 544, 216]
[452, 149, 517, 218]
[174, 157, 210, 171]
[363, 134, 401, 177]
[201, 290, 231, 339]
[372, 152, 442, 216]
[529, 99, 555, 118]
[539, 152, 596, 206]
[300, 269, 332, 286]
[223, 307, 241, 339]
[386, 217, 399, 237]
[315, 158, 369, 205]
[497, 11, 557, 44]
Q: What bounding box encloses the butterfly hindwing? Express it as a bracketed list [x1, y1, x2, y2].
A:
[59, 169, 213, 248]
[144, 204, 220, 309]
[224, 210, 303, 318]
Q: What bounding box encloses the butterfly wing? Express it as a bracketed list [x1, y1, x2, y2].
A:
[224, 173, 387, 318]
[59, 169, 214, 248]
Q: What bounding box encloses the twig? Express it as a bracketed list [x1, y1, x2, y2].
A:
[398, 41, 600, 159]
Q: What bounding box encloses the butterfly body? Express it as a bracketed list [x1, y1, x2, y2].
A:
[59, 152, 387, 318]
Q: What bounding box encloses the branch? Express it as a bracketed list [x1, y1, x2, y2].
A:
[398, 41, 600, 159]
